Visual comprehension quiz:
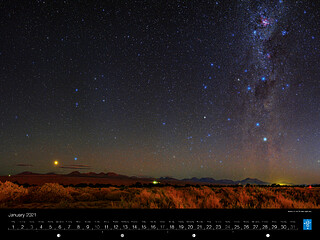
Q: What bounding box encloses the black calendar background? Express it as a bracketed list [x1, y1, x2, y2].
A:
[1, 209, 319, 239]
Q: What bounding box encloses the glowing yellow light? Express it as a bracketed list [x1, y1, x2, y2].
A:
[54, 160, 59, 166]
[277, 182, 291, 186]
[153, 180, 160, 185]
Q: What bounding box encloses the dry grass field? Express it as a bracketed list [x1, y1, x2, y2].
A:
[1, 181, 319, 209]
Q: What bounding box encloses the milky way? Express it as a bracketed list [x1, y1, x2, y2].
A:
[236, 1, 295, 180]
[234, 1, 317, 181]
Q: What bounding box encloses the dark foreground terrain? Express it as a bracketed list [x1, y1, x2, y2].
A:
[1, 181, 319, 209]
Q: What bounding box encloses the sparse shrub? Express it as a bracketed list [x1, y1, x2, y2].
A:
[92, 187, 125, 201]
[76, 192, 95, 201]
[163, 187, 188, 208]
[138, 189, 153, 206]
[276, 193, 294, 208]
[31, 183, 73, 203]
[0, 181, 28, 203]
[202, 194, 222, 208]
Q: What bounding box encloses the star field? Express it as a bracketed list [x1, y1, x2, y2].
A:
[0, 0, 320, 184]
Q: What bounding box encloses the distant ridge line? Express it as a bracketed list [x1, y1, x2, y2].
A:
[13, 171, 270, 185]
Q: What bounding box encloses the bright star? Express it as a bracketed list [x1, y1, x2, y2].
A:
[263, 137, 267, 142]
[256, 123, 260, 126]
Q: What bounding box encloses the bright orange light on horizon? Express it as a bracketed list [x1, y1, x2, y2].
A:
[54, 160, 59, 166]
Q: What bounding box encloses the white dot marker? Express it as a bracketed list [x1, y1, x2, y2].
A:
[266, 233, 270, 238]
[57, 233, 61, 238]
[120, 233, 125, 238]
[192, 233, 196, 238]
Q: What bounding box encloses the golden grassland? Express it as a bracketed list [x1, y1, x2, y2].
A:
[0, 181, 319, 209]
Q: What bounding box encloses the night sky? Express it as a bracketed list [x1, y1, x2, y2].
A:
[1, 0, 320, 184]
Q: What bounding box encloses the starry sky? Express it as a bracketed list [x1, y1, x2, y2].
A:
[1, 0, 320, 184]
